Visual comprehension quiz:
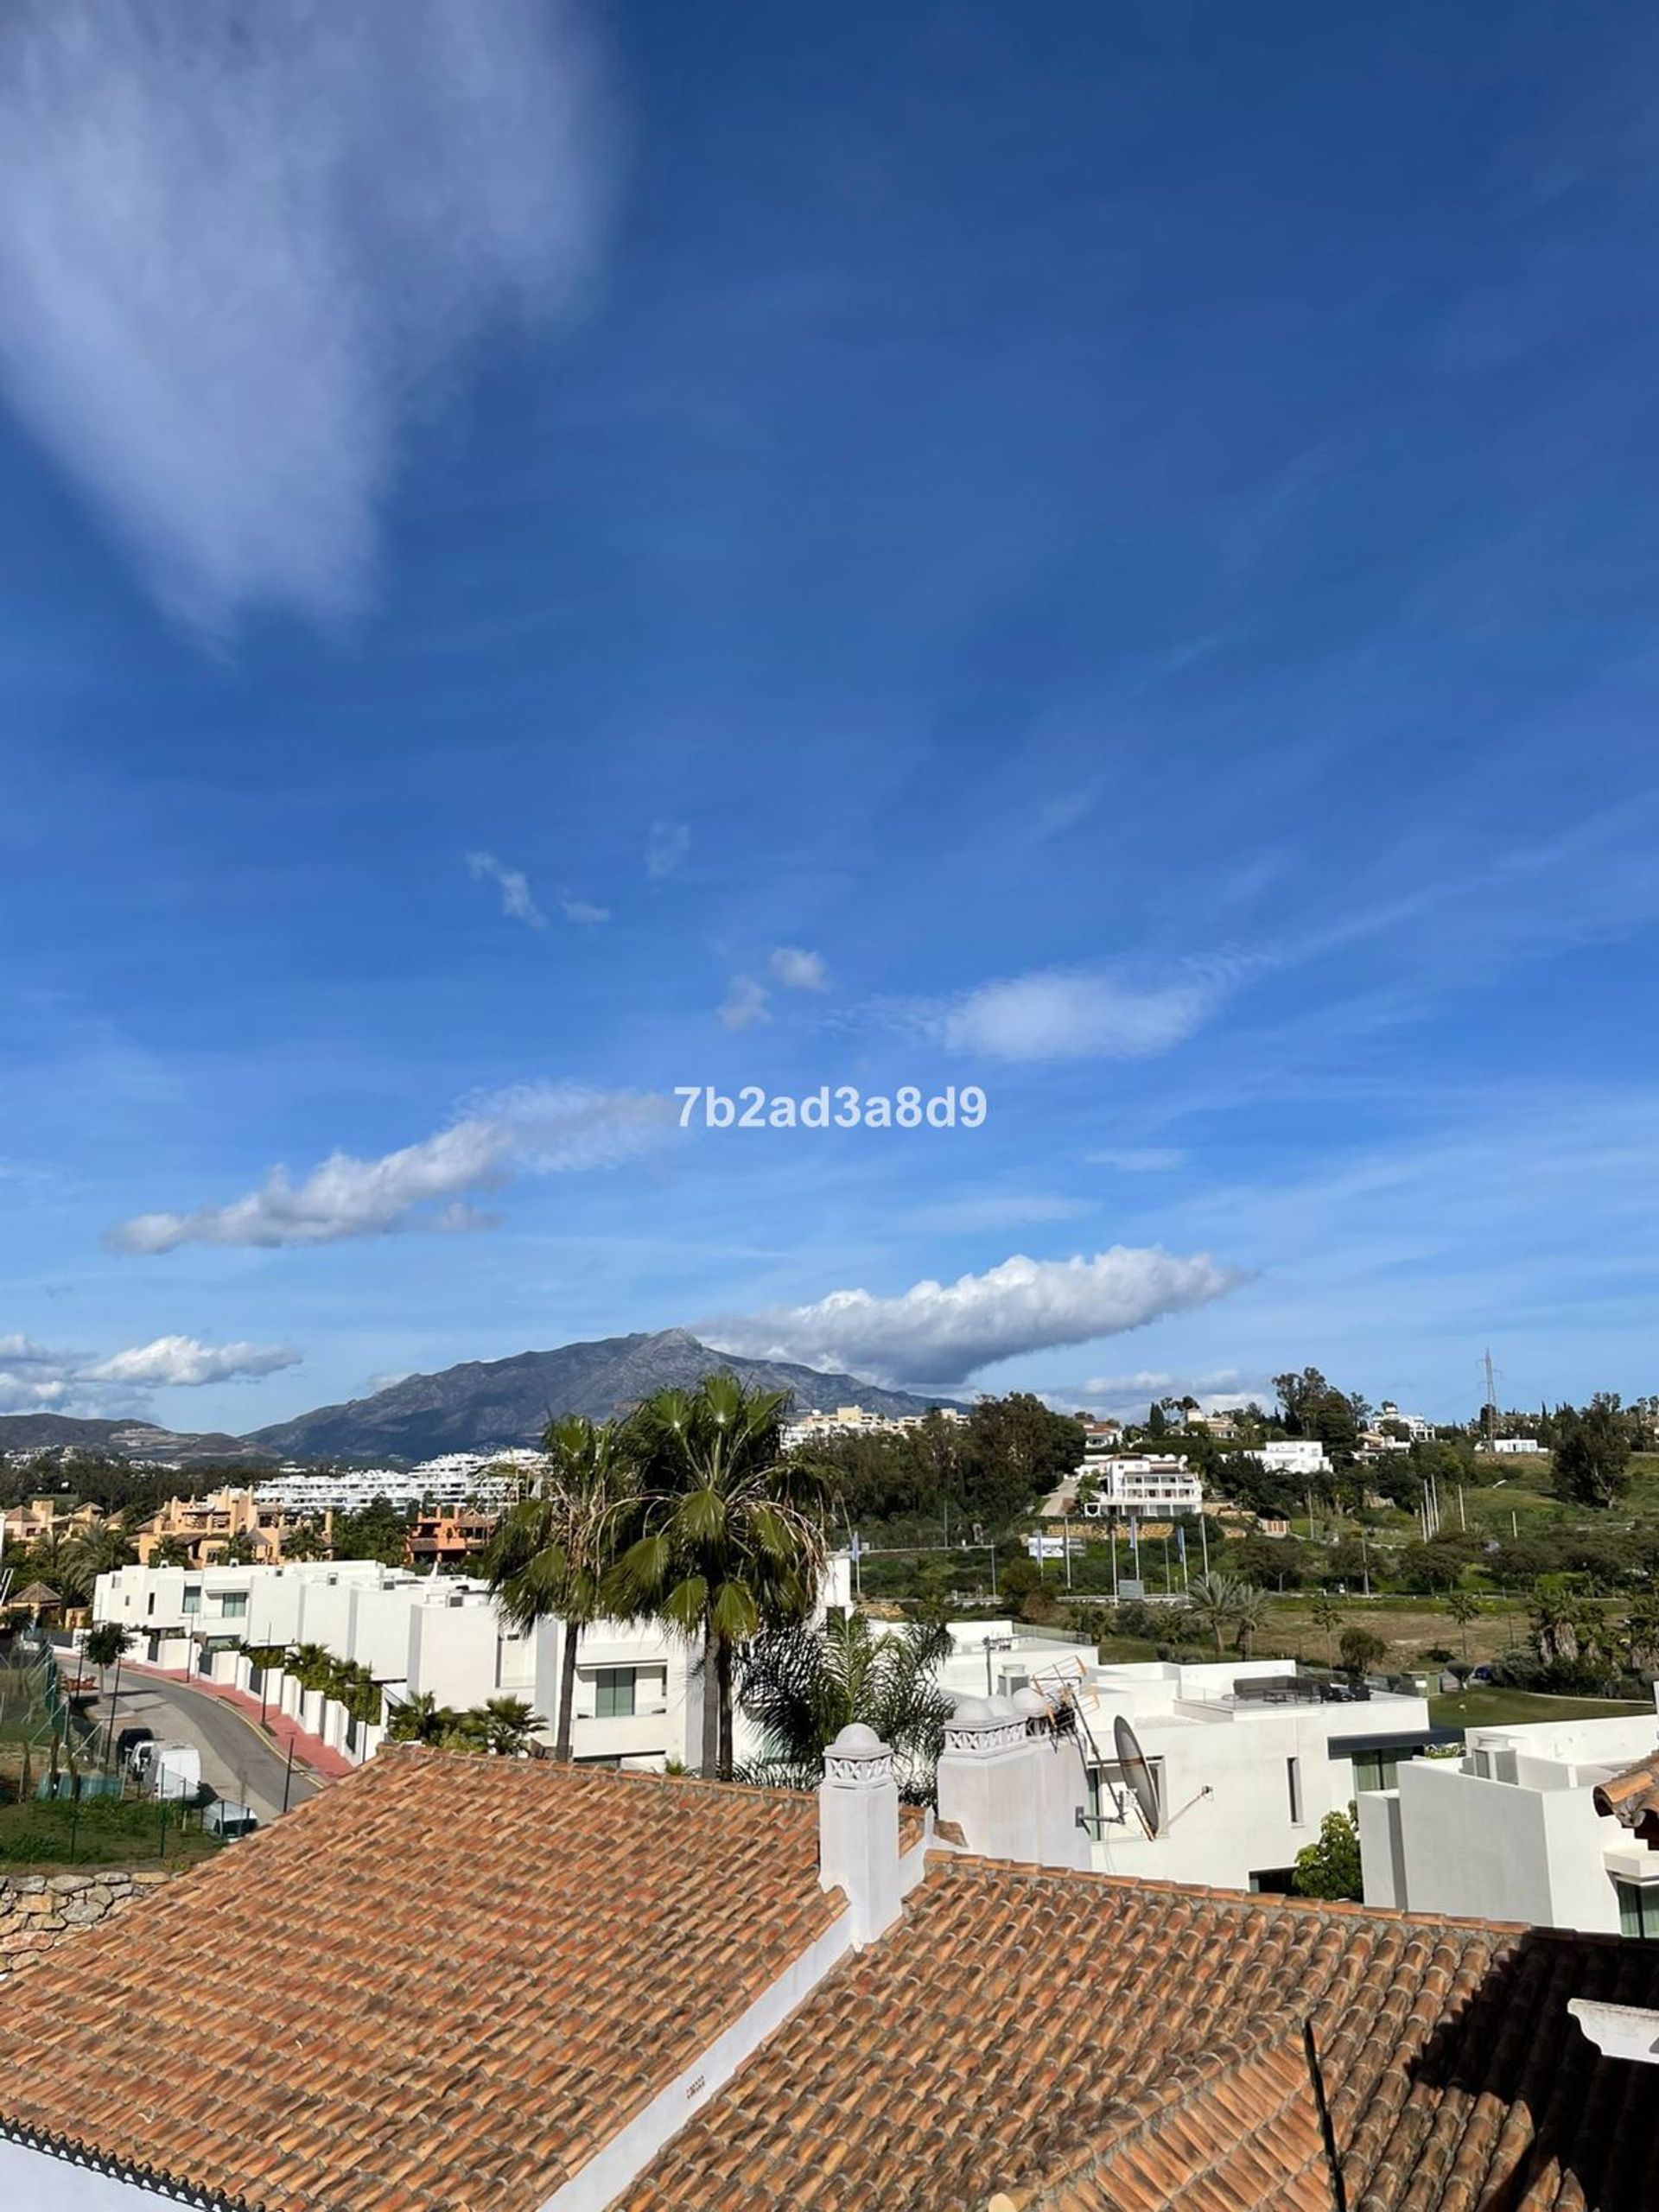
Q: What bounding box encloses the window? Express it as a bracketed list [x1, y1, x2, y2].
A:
[594, 1667, 637, 1719]
[1616, 1879, 1659, 1941]
[181, 1587, 201, 1616]
[146, 1594, 156, 1617]
[1249, 1868, 1299, 1894]
[1287, 1756, 1304, 1825]
[215, 1592, 249, 1620]
[1351, 1751, 1402, 1793]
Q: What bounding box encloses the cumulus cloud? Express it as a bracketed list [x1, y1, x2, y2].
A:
[702, 1248, 1243, 1388]
[646, 820, 691, 880]
[768, 946, 830, 992]
[467, 851, 548, 929]
[0, 1333, 297, 1412]
[0, 2, 615, 631]
[107, 1082, 675, 1254]
[719, 976, 772, 1032]
[82, 1336, 302, 1388]
[918, 969, 1222, 1062]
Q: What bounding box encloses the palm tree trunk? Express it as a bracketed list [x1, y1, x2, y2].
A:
[555, 1620, 580, 1763]
[700, 1620, 720, 1779]
[716, 1634, 734, 1781]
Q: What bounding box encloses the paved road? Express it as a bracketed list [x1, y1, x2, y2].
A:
[93, 1672, 320, 1827]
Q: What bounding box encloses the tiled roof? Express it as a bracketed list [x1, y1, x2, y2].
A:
[620, 1857, 1659, 2212]
[0, 1748, 846, 2212]
[1592, 1751, 1659, 1844]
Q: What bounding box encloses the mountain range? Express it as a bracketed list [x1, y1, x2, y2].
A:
[0, 1330, 958, 1469]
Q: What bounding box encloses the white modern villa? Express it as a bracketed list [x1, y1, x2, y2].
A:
[935, 1624, 1443, 1893]
[1361, 1703, 1659, 1936]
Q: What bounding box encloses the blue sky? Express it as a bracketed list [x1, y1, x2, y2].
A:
[3, 1, 1659, 1433]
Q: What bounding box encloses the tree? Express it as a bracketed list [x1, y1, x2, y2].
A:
[64, 1521, 137, 1599]
[486, 1414, 636, 1762]
[1311, 1596, 1343, 1666]
[1294, 1804, 1363, 1901]
[1552, 1395, 1632, 1510]
[472, 1694, 545, 1756]
[218, 1530, 259, 1567]
[611, 1374, 830, 1780]
[1186, 1572, 1249, 1659]
[1446, 1589, 1480, 1663]
[283, 1520, 328, 1562]
[385, 1690, 467, 1745]
[1338, 1626, 1388, 1678]
[284, 1643, 336, 1694]
[83, 1621, 129, 1672]
[147, 1535, 194, 1571]
[1230, 1582, 1269, 1656]
[738, 1611, 954, 1801]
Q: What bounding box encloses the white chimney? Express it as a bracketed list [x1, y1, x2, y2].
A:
[936, 1694, 1042, 1862]
[1011, 1687, 1093, 1870]
[818, 1723, 902, 1946]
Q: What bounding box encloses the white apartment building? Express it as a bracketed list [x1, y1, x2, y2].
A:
[1376, 1402, 1433, 1440]
[253, 1452, 534, 1515]
[92, 1558, 702, 1772]
[1361, 1706, 1659, 1936]
[1075, 1453, 1203, 1516]
[1486, 1436, 1546, 1457]
[935, 1626, 1440, 1893]
[92, 1551, 856, 1775]
[782, 1404, 963, 1451]
[1245, 1438, 1332, 1478]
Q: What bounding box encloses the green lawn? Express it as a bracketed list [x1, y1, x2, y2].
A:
[1427, 1687, 1650, 1731]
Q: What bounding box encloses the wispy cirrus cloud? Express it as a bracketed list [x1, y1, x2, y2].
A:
[0, 1332, 299, 1413]
[702, 1247, 1243, 1388]
[107, 1082, 674, 1254]
[646, 820, 691, 880]
[0, 2, 617, 631]
[467, 851, 547, 928]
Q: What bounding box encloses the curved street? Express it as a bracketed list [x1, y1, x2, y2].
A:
[92, 1668, 321, 1827]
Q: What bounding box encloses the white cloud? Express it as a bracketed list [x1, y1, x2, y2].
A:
[0, 3, 615, 631]
[646, 820, 691, 880]
[467, 851, 547, 929]
[106, 1082, 674, 1253]
[702, 1248, 1243, 1388]
[768, 946, 830, 992]
[82, 1337, 302, 1388]
[0, 1332, 298, 1412]
[1086, 1147, 1186, 1173]
[561, 893, 611, 925]
[922, 969, 1220, 1062]
[719, 976, 772, 1032]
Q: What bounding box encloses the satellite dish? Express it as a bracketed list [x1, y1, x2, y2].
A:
[1113, 1713, 1161, 1838]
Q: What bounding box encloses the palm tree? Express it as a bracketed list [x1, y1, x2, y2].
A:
[147, 1535, 194, 1571]
[1186, 1571, 1244, 1658]
[1446, 1588, 1480, 1664]
[472, 1694, 545, 1756]
[282, 1520, 328, 1562]
[1230, 1582, 1268, 1656]
[217, 1530, 259, 1567]
[1311, 1595, 1343, 1668]
[485, 1414, 636, 1762]
[284, 1643, 335, 1694]
[738, 1611, 953, 1801]
[609, 1374, 830, 1779]
[385, 1689, 468, 1745]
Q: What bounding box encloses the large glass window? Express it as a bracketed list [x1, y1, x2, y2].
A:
[215, 1592, 249, 1620]
[1616, 1879, 1659, 1940]
[181, 1587, 201, 1616]
[594, 1666, 637, 1719]
[1351, 1751, 1402, 1792]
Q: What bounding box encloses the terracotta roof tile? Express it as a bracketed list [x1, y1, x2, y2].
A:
[620, 1858, 1659, 2212]
[0, 1748, 843, 2212]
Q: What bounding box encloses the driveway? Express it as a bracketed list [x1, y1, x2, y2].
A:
[90, 1669, 321, 1827]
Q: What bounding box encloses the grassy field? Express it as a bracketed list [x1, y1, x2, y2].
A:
[1426, 1688, 1650, 1731]
[1261, 1594, 1529, 1669]
[0, 1794, 221, 1870]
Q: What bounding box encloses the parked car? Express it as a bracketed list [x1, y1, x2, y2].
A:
[113, 1725, 155, 1763]
[129, 1740, 201, 1801]
[201, 1801, 258, 1841]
